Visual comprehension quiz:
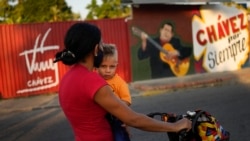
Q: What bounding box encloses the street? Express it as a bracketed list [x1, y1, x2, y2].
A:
[0, 81, 250, 141]
[129, 81, 250, 141]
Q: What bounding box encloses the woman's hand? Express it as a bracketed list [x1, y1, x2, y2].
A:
[174, 118, 192, 132]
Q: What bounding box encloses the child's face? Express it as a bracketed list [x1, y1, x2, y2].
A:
[97, 55, 118, 80]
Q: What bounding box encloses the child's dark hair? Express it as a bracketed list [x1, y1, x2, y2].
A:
[53, 22, 101, 65]
[102, 43, 117, 57]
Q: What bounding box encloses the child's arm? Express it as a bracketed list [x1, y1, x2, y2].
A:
[117, 82, 132, 106]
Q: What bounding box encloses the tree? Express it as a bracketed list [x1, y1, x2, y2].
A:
[0, 0, 80, 24]
[0, 0, 19, 23]
[86, 0, 131, 20]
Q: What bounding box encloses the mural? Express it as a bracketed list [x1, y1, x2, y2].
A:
[130, 3, 250, 81]
[192, 3, 250, 72]
[130, 4, 195, 81]
[132, 22, 192, 79]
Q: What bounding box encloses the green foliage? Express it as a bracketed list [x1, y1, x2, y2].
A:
[86, 0, 131, 20]
[0, 0, 80, 24]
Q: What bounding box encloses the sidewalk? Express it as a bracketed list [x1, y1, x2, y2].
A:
[1, 68, 250, 113]
[0, 94, 60, 113]
[129, 67, 250, 96]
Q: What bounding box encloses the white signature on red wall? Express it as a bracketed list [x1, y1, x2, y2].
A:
[17, 28, 59, 94]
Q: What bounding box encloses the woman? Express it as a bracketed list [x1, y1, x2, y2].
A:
[54, 22, 191, 141]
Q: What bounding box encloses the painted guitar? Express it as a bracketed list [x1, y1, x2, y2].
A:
[132, 26, 190, 77]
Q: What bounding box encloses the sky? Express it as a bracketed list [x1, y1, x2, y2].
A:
[65, 0, 102, 19]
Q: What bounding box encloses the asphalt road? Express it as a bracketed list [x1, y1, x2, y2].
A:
[1, 81, 250, 141]
[129, 81, 250, 141]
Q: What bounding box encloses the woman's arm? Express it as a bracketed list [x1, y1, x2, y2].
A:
[94, 85, 191, 132]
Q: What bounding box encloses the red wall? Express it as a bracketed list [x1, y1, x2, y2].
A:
[0, 18, 131, 99]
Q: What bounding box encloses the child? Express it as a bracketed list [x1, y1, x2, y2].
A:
[96, 43, 131, 141]
[97, 43, 131, 106]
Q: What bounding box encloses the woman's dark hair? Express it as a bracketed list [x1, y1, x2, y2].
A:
[53, 22, 101, 65]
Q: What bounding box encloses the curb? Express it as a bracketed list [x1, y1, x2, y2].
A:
[131, 78, 231, 97]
